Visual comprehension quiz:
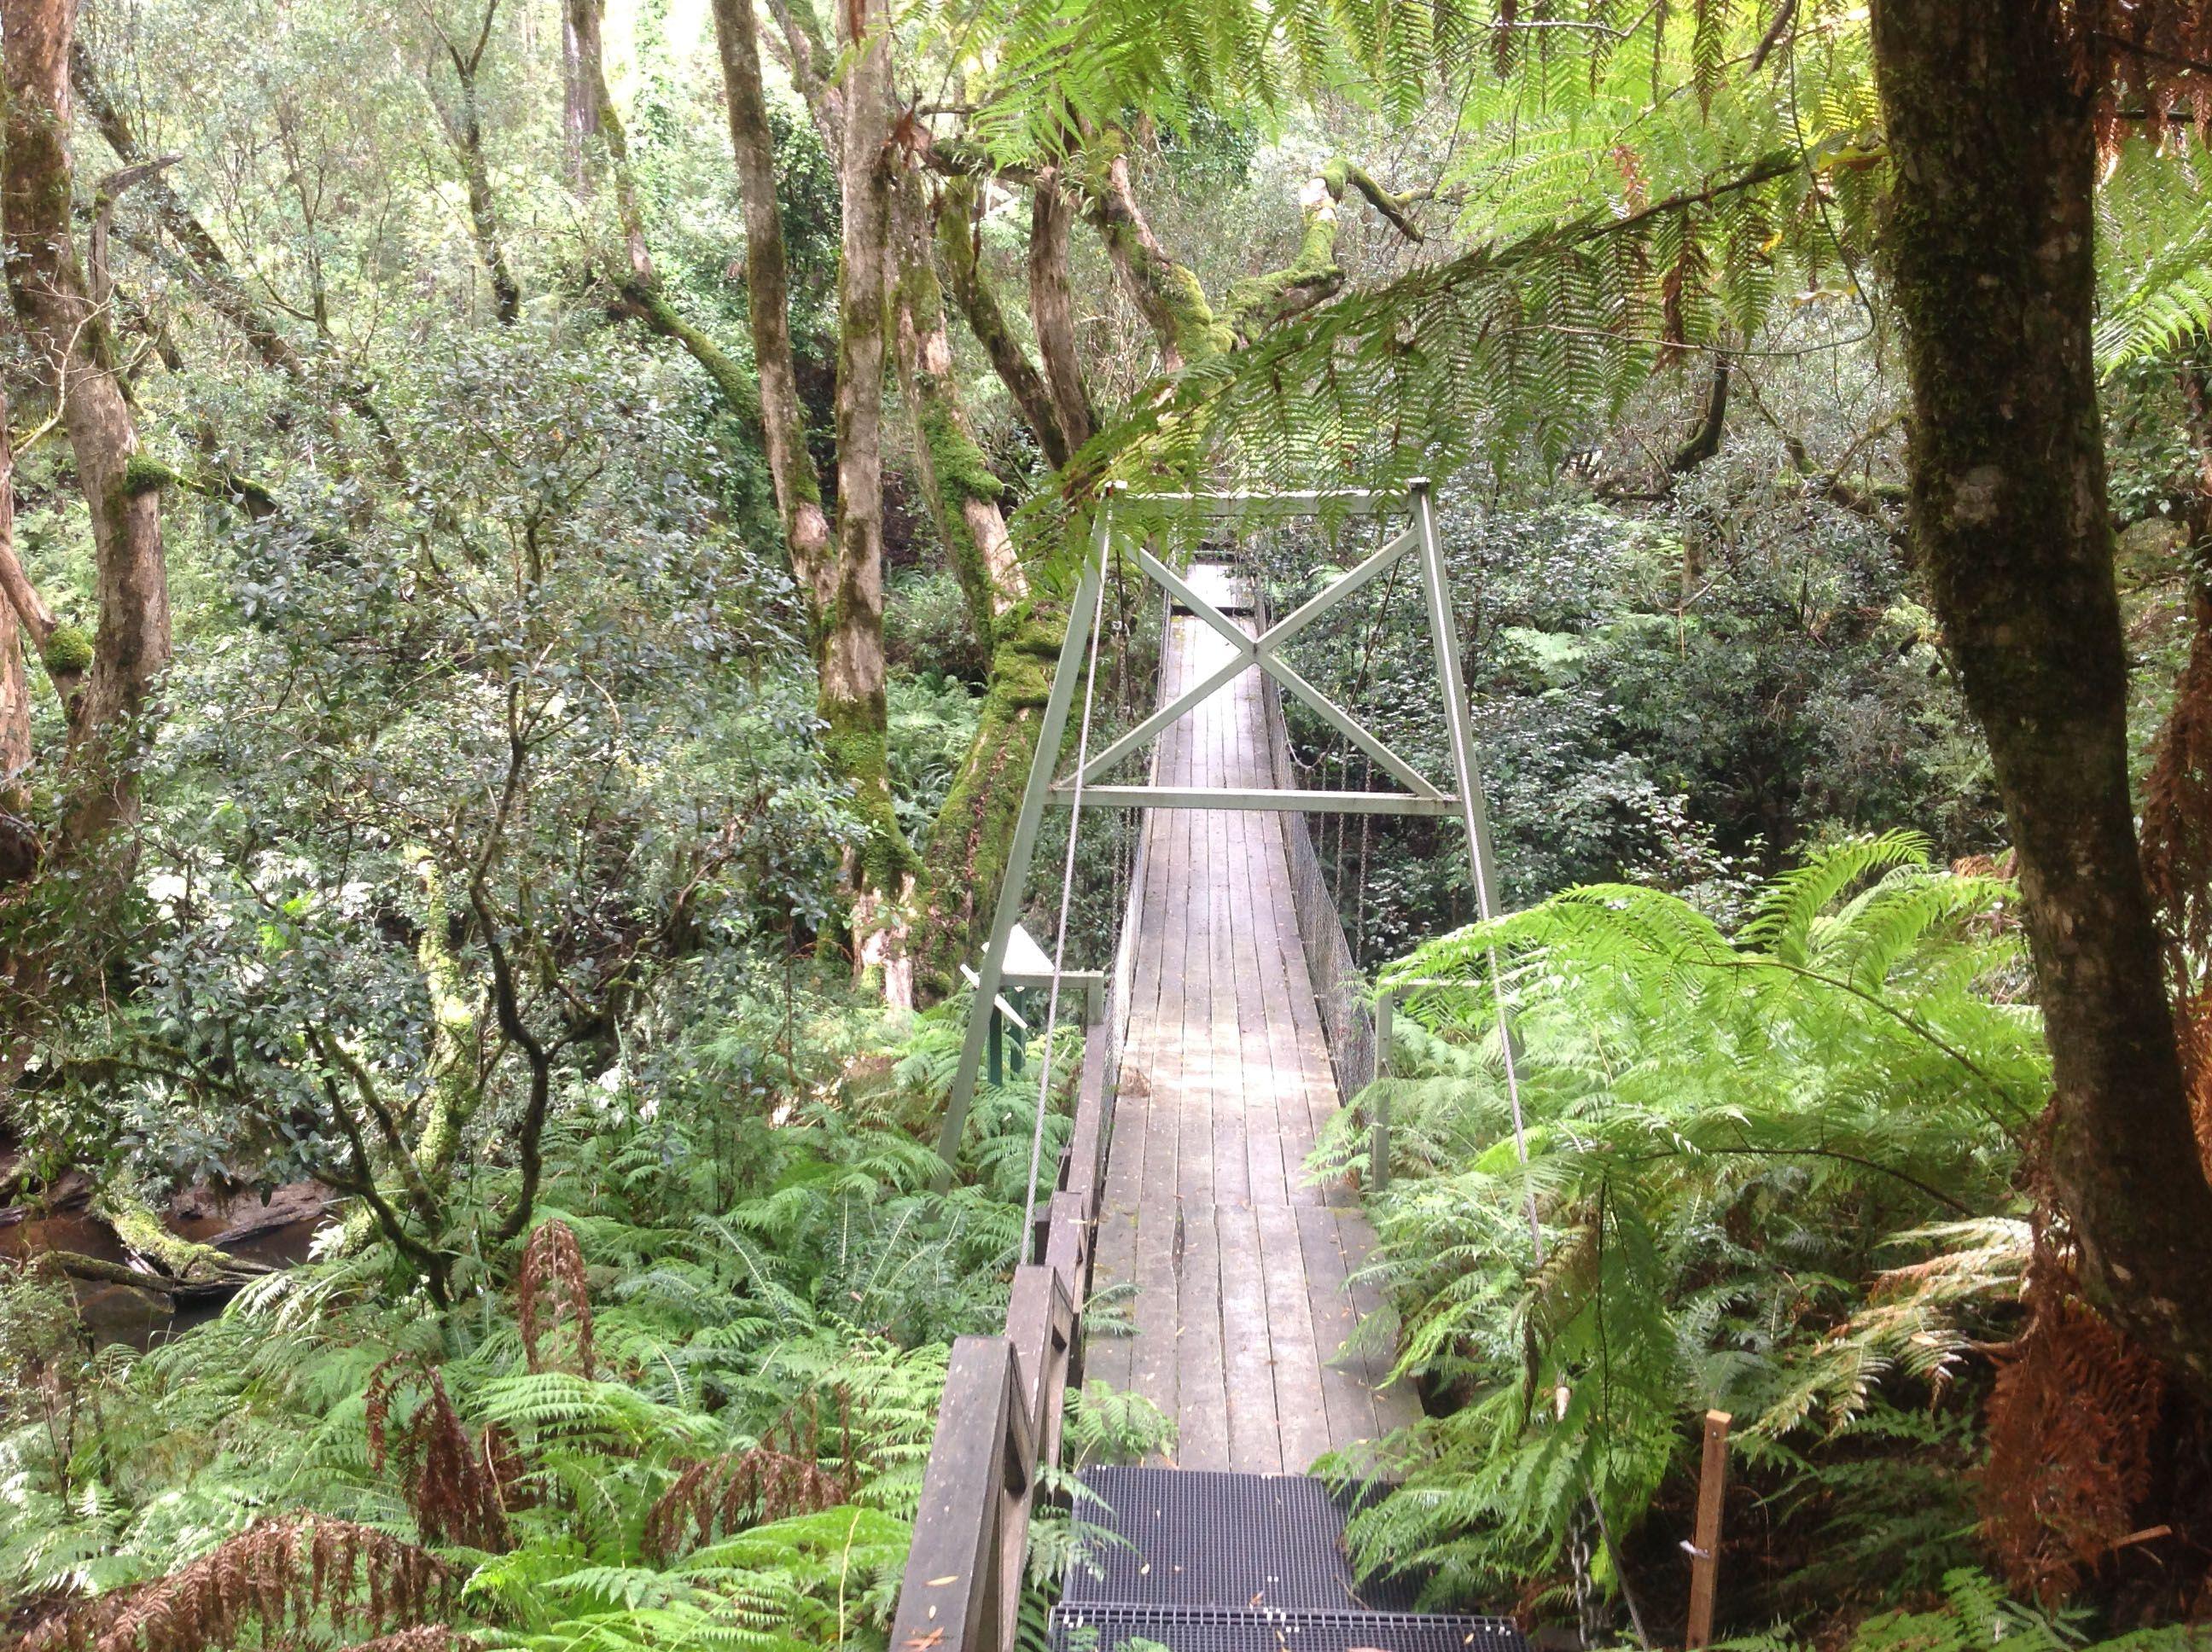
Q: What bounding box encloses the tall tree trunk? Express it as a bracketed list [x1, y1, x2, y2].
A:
[1871, 0, 2212, 1388]
[424, 1, 523, 327]
[562, 0, 648, 288]
[560, 0, 594, 194]
[562, 0, 760, 427]
[0, 389, 31, 886]
[894, 172, 1025, 649]
[760, 0, 838, 149]
[827, 0, 917, 1003]
[934, 172, 1068, 470]
[707, 0, 830, 612]
[1, 0, 168, 844]
[1028, 166, 1094, 457]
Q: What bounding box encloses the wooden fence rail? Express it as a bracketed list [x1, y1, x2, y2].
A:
[888, 1022, 1112, 1652]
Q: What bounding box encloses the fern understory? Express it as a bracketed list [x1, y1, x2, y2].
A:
[1326, 835, 2210, 1642]
[0, 1003, 1170, 1652]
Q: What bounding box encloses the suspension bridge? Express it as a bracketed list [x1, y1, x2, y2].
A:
[891, 485, 1531, 1652]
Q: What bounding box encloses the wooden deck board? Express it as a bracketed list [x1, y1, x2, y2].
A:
[1086, 591, 1420, 1472]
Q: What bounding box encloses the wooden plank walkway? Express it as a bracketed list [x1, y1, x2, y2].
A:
[1087, 579, 1422, 1472]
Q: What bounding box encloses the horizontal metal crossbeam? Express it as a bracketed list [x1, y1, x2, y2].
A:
[1114, 489, 1398, 520]
[1051, 786, 1460, 816]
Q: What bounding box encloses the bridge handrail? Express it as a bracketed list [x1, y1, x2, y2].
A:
[885, 1021, 1112, 1652]
[884, 596, 1162, 1652]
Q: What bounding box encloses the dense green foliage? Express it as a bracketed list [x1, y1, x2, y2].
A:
[0, 1009, 1174, 1649]
[2, 0, 2210, 1647]
[1330, 837, 2038, 1608]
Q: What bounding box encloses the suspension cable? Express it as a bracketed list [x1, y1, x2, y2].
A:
[1019, 529, 1114, 1264]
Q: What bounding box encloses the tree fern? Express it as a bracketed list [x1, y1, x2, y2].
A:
[1336, 840, 2040, 1603]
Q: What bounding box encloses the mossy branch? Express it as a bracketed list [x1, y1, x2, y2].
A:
[90, 1186, 264, 1285]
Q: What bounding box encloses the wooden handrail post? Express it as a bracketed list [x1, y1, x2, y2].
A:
[1685, 1409, 1732, 1649]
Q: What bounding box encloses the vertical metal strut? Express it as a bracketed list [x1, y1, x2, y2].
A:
[1408, 478, 1541, 1259]
[934, 492, 1116, 1179]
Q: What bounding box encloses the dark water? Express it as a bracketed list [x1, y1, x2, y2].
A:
[0, 1188, 330, 1348]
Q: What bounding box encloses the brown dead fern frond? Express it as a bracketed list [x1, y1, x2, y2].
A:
[2069, 2, 2212, 152]
[20, 1515, 452, 1652]
[350, 1628, 484, 1652]
[1981, 1230, 2168, 1606]
[365, 1358, 514, 1552]
[2174, 989, 2212, 1174]
[515, 1218, 595, 1378]
[642, 1388, 861, 1564]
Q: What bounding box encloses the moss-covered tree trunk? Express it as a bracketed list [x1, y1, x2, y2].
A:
[1871, 0, 2212, 1388]
[934, 173, 1068, 470]
[826, 0, 918, 1004]
[424, 2, 523, 327]
[914, 596, 1068, 998]
[1, 0, 169, 846]
[707, 0, 831, 611]
[894, 171, 1026, 650]
[890, 171, 1069, 998]
[1082, 137, 1230, 370]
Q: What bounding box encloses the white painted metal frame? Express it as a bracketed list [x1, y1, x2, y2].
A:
[933, 478, 1508, 1174]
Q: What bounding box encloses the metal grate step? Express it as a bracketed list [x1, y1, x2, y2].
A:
[1066, 1467, 1410, 1612]
[1048, 1603, 1528, 1652]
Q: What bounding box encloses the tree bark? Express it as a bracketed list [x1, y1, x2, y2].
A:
[424, 0, 522, 327]
[760, 0, 839, 150]
[1028, 166, 1094, 457]
[934, 173, 1067, 470]
[707, 0, 831, 612]
[562, 0, 760, 430]
[0, 388, 31, 885]
[827, 0, 917, 1003]
[560, 0, 594, 193]
[1, 0, 169, 842]
[562, 0, 649, 288]
[1081, 136, 1229, 370]
[1871, 0, 2212, 1387]
[894, 171, 1025, 651]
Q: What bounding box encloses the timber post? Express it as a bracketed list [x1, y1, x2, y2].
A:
[1685, 1408, 1732, 1649]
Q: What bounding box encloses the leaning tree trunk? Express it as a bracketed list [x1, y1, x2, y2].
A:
[1081, 134, 1231, 370]
[826, 0, 917, 1003]
[1, 0, 168, 845]
[707, 0, 831, 614]
[1871, 0, 2212, 1388]
[564, 0, 760, 427]
[934, 172, 1068, 470]
[1028, 165, 1095, 457]
[893, 171, 1026, 652]
[889, 171, 1074, 999]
